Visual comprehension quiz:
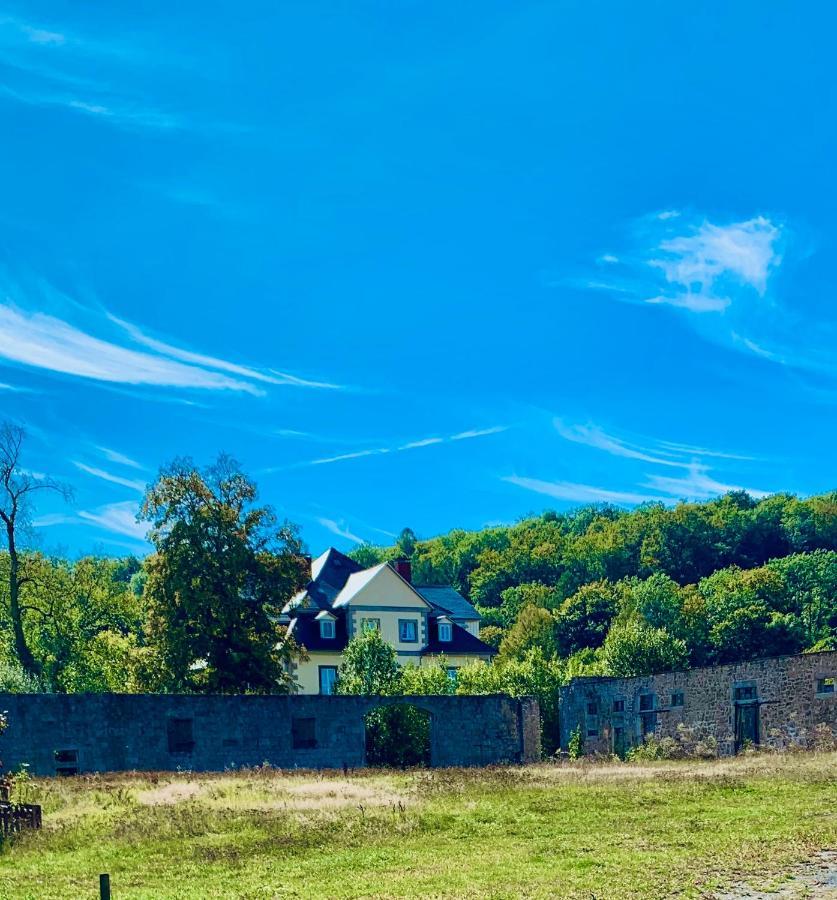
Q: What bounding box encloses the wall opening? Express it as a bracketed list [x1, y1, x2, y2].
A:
[292, 716, 317, 749]
[54, 748, 79, 776]
[364, 703, 431, 767]
[167, 717, 195, 755]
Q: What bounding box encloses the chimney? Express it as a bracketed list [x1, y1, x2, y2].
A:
[393, 558, 412, 584]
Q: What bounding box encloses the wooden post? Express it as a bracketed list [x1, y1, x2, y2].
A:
[99, 873, 111, 900]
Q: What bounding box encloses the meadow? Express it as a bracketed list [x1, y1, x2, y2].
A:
[0, 753, 834, 899]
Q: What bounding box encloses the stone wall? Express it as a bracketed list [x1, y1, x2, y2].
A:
[559, 651, 836, 757]
[0, 693, 541, 776]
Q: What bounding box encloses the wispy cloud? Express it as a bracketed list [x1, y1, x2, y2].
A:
[504, 475, 660, 506]
[0, 303, 259, 393]
[643, 462, 770, 500]
[451, 426, 508, 440]
[73, 461, 146, 493]
[34, 500, 149, 544]
[647, 216, 781, 312]
[316, 517, 365, 544]
[96, 446, 143, 470]
[78, 501, 149, 542]
[554, 418, 683, 467]
[513, 416, 769, 508]
[309, 448, 391, 466]
[109, 315, 342, 390]
[572, 212, 837, 376]
[0, 282, 337, 395]
[296, 424, 507, 469]
[0, 15, 187, 132]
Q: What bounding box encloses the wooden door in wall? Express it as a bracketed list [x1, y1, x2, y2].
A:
[734, 702, 759, 752]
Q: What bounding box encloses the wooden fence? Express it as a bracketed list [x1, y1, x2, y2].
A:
[0, 802, 42, 837]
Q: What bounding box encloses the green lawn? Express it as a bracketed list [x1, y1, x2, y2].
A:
[0, 753, 834, 899]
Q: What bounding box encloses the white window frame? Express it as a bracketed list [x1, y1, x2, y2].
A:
[319, 618, 335, 639]
[319, 666, 338, 695]
[438, 621, 453, 642]
[399, 619, 418, 643]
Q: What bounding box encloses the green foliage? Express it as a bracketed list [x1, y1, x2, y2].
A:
[499, 605, 556, 659]
[567, 725, 583, 759]
[363, 704, 431, 767]
[0, 658, 44, 693]
[601, 618, 688, 677]
[140, 455, 306, 693]
[401, 659, 455, 695]
[477, 624, 505, 649]
[337, 630, 402, 696]
[554, 580, 623, 655]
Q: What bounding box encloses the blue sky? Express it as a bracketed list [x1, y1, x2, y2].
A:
[2, 2, 836, 556]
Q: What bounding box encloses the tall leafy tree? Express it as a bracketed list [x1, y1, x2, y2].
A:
[140, 454, 306, 693]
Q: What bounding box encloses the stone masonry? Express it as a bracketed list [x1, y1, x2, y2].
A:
[559, 651, 836, 757]
[0, 693, 541, 776]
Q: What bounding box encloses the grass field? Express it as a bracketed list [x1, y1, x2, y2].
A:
[0, 752, 834, 899]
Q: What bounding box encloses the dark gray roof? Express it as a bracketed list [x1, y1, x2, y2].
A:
[422, 618, 494, 656]
[415, 586, 481, 621]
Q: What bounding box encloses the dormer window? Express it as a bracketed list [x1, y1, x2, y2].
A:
[315, 611, 336, 639]
[438, 619, 453, 642]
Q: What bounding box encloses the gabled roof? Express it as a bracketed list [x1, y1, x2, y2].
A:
[332, 562, 432, 609]
[416, 585, 481, 621]
[422, 617, 495, 656]
[310, 547, 363, 590]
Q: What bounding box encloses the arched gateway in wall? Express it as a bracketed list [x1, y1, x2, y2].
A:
[0, 693, 541, 776]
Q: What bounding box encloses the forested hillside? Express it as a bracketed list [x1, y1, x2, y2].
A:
[352, 491, 837, 674]
[1, 483, 836, 697]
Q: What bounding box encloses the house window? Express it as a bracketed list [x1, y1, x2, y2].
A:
[319, 666, 338, 695]
[360, 618, 380, 633]
[735, 685, 756, 702]
[167, 718, 195, 754]
[586, 701, 598, 716]
[319, 619, 335, 639]
[671, 691, 685, 707]
[446, 667, 459, 684]
[292, 717, 317, 749]
[399, 619, 418, 643]
[816, 677, 835, 696]
[612, 699, 625, 713]
[587, 728, 599, 738]
[438, 622, 453, 642]
[639, 694, 655, 712]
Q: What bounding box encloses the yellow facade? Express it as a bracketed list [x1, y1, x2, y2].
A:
[292, 650, 344, 695]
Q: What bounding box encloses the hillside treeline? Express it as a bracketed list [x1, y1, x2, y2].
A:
[353, 491, 837, 674]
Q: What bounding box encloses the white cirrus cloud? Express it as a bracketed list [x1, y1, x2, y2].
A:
[316, 517, 365, 544]
[34, 500, 149, 544]
[96, 446, 143, 470]
[109, 316, 342, 390]
[553, 418, 684, 467]
[647, 215, 781, 311]
[0, 294, 336, 395]
[73, 461, 146, 494]
[643, 462, 770, 500]
[295, 424, 508, 469]
[77, 500, 149, 542]
[504, 475, 660, 506]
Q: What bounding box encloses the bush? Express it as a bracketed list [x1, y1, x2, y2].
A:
[0, 659, 45, 693]
[626, 724, 718, 761]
